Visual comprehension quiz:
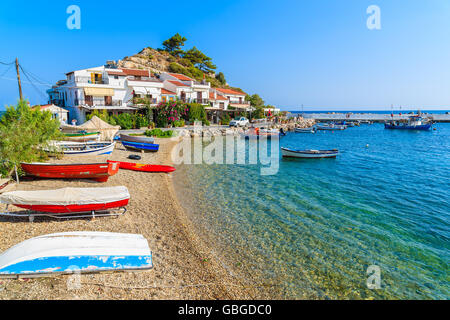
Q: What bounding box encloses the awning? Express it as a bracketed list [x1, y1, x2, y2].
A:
[133, 87, 150, 95]
[84, 88, 114, 97]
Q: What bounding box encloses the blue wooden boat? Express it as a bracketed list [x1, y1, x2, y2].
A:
[0, 232, 152, 278]
[281, 147, 339, 158]
[122, 140, 159, 152]
[384, 116, 432, 130]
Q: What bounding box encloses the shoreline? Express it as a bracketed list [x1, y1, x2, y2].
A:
[0, 138, 256, 299]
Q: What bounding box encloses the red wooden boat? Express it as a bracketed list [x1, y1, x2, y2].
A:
[107, 160, 176, 173]
[21, 162, 120, 183]
[0, 186, 130, 214]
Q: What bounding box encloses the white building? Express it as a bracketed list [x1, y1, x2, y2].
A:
[160, 72, 211, 104]
[32, 104, 69, 124]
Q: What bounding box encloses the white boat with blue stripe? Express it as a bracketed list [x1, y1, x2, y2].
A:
[0, 232, 153, 278]
[46, 141, 116, 156]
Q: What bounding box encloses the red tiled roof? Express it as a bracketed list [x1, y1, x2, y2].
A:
[215, 88, 246, 96]
[209, 92, 228, 100]
[161, 88, 176, 95]
[168, 73, 193, 81]
[107, 70, 126, 76]
[168, 80, 188, 87]
[120, 68, 150, 77]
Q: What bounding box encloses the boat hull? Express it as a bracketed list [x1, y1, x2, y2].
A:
[0, 232, 152, 278]
[49, 142, 116, 156]
[316, 125, 346, 130]
[281, 147, 339, 158]
[21, 162, 119, 182]
[122, 141, 159, 152]
[384, 123, 431, 130]
[120, 134, 155, 144]
[295, 128, 315, 133]
[0, 186, 130, 214]
[107, 160, 175, 173]
[63, 132, 100, 142]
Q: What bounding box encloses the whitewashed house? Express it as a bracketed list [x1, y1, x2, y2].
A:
[32, 104, 69, 124]
[160, 72, 210, 104]
[212, 88, 250, 111]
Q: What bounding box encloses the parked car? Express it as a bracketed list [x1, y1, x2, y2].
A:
[229, 117, 249, 127]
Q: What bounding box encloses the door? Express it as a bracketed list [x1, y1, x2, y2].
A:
[105, 96, 112, 106]
[85, 95, 93, 106]
[197, 91, 202, 103]
[181, 91, 186, 102]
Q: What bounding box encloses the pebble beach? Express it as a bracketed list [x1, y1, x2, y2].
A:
[0, 138, 266, 300]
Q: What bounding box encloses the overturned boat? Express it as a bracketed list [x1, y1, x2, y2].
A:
[121, 141, 159, 152]
[21, 162, 120, 182]
[63, 131, 100, 142]
[120, 133, 155, 144]
[0, 232, 152, 279]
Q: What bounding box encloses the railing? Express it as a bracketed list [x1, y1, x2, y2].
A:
[75, 76, 107, 84]
[78, 100, 123, 107]
[229, 101, 250, 105]
[192, 99, 210, 104]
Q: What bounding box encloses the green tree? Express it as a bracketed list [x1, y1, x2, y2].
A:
[215, 72, 226, 85]
[0, 100, 62, 176]
[162, 33, 187, 56]
[246, 94, 265, 108]
[183, 47, 217, 73]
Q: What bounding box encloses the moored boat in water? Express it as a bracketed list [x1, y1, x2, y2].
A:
[0, 232, 152, 278]
[316, 123, 347, 130]
[384, 115, 432, 130]
[281, 147, 339, 158]
[295, 127, 316, 133]
[21, 162, 120, 182]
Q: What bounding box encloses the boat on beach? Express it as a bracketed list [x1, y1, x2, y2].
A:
[120, 133, 155, 144]
[0, 232, 152, 279]
[0, 186, 130, 219]
[45, 141, 116, 156]
[21, 161, 120, 182]
[281, 147, 339, 158]
[122, 140, 160, 152]
[107, 160, 175, 173]
[384, 115, 432, 130]
[295, 127, 316, 133]
[63, 131, 100, 142]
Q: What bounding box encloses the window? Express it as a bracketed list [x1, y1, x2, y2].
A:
[162, 96, 167, 102]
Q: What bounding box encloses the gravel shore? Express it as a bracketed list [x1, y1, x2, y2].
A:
[0, 138, 260, 299]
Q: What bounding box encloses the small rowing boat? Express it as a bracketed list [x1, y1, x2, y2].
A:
[21, 162, 120, 182]
[281, 147, 339, 158]
[120, 133, 155, 144]
[122, 141, 159, 152]
[63, 131, 100, 142]
[316, 124, 347, 131]
[107, 160, 175, 173]
[0, 232, 152, 279]
[0, 186, 130, 215]
[295, 127, 316, 133]
[46, 141, 115, 156]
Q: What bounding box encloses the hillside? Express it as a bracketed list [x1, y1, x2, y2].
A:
[116, 34, 244, 92]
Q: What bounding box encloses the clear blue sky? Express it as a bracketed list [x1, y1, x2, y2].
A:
[1, 0, 450, 111]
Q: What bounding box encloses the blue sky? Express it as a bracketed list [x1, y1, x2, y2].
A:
[1, 0, 450, 111]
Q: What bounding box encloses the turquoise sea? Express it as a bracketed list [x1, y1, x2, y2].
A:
[174, 122, 449, 299]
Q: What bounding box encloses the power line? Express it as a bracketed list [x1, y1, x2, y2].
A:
[0, 60, 15, 66]
[19, 64, 48, 100]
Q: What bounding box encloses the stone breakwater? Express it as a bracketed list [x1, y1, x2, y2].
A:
[175, 118, 316, 138]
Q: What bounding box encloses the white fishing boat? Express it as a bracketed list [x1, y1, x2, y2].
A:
[316, 123, 347, 131]
[281, 147, 339, 158]
[0, 232, 152, 278]
[45, 141, 115, 156]
[295, 127, 316, 133]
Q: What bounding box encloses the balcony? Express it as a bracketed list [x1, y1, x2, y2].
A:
[75, 76, 107, 85]
[132, 97, 158, 105]
[192, 98, 210, 105]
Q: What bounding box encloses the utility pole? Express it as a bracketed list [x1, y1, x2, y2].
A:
[15, 58, 23, 101]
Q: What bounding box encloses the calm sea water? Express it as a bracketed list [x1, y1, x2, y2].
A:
[174, 123, 449, 299]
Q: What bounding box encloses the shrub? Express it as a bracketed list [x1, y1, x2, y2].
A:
[155, 101, 189, 127]
[220, 113, 231, 125]
[173, 119, 185, 127]
[145, 129, 174, 138]
[0, 100, 62, 175]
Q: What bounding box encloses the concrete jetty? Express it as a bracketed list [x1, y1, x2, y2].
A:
[299, 112, 450, 123]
